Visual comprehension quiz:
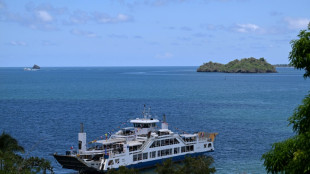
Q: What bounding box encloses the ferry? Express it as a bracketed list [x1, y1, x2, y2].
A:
[53, 107, 217, 173]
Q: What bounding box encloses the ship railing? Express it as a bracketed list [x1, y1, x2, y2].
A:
[125, 135, 136, 141]
[197, 132, 218, 142]
[198, 137, 211, 142]
[177, 135, 189, 145]
[65, 150, 77, 156]
[103, 148, 127, 158]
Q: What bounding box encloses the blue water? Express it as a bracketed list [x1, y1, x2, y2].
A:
[0, 67, 309, 173]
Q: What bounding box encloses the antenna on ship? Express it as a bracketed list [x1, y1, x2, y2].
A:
[162, 114, 168, 129]
[143, 104, 146, 119]
[80, 123, 84, 133]
[148, 106, 151, 118]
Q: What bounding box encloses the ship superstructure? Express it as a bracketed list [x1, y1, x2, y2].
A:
[54, 107, 217, 173]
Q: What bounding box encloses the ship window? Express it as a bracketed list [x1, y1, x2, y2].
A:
[157, 151, 161, 157]
[138, 153, 142, 161]
[133, 154, 137, 161]
[161, 140, 165, 146]
[156, 141, 160, 147]
[143, 153, 148, 160]
[174, 147, 179, 154]
[133, 123, 140, 128]
[165, 139, 170, 145]
[78, 141, 82, 150]
[108, 160, 114, 166]
[158, 149, 171, 157]
[159, 131, 169, 136]
[142, 124, 150, 128]
[185, 145, 194, 152]
[150, 140, 160, 148]
[115, 159, 119, 164]
[208, 143, 212, 148]
[150, 151, 156, 158]
[161, 150, 165, 156]
[183, 136, 197, 142]
[129, 145, 141, 152]
[181, 146, 186, 153]
[153, 138, 180, 147]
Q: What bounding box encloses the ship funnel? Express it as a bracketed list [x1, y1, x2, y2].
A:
[78, 123, 86, 154]
[162, 114, 168, 130]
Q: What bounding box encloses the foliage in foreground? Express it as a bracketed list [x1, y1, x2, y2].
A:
[106, 166, 139, 174]
[289, 23, 310, 78]
[197, 57, 276, 73]
[262, 94, 310, 173]
[262, 22, 310, 174]
[156, 155, 216, 174]
[0, 132, 54, 174]
[106, 156, 215, 174]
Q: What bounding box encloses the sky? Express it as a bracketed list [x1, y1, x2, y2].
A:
[0, 0, 309, 67]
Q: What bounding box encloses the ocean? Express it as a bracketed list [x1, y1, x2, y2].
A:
[0, 67, 309, 173]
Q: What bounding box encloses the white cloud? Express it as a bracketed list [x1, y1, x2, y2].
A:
[41, 40, 56, 46]
[70, 29, 98, 38]
[64, 11, 132, 25]
[25, 2, 67, 15]
[1, 3, 61, 31]
[155, 52, 174, 59]
[36, 10, 53, 22]
[285, 17, 310, 29]
[117, 14, 129, 21]
[235, 23, 260, 33]
[117, 0, 189, 8]
[93, 12, 132, 24]
[66, 10, 90, 25]
[1, 2, 131, 31]
[108, 34, 128, 39]
[9, 41, 27, 46]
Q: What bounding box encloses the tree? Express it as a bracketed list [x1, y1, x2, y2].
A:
[106, 166, 139, 174]
[0, 132, 24, 155]
[156, 156, 216, 174]
[0, 132, 25, 173]
[178, 156, 216, 174]
[0, 132, 54, 174]
[289, 23, 310, 78]
[262, 23, 310, 173]
[155, 158, 178, 174]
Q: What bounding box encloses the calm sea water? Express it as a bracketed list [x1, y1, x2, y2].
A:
[0, 67, 309, 173]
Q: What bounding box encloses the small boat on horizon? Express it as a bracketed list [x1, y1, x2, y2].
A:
[53, 106, 218, 173]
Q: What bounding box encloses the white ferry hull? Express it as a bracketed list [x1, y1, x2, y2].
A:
[126, 151, 213, 170]
[54, 150, 213, 173]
